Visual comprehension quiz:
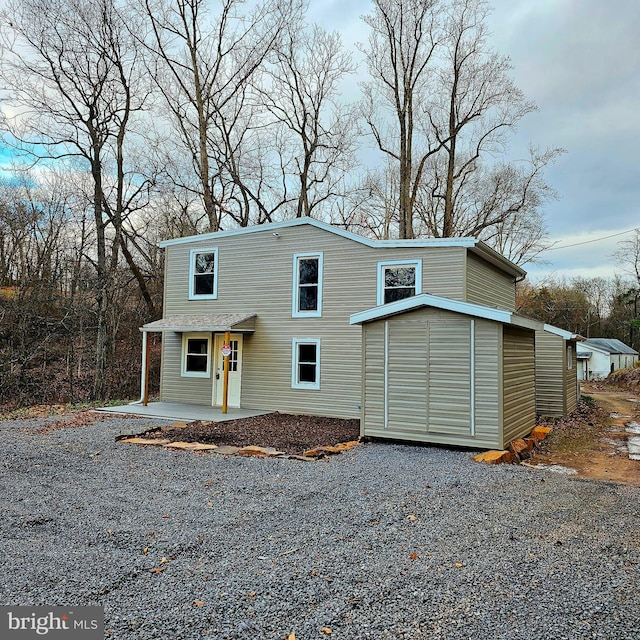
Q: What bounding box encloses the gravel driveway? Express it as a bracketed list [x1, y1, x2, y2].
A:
[1, 414, 638, 639]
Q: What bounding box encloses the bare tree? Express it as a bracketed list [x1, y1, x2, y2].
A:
[359, 0, 442, 239]
[142, 0, 299, 231]
[1, 0, 152, 398]
[258, 22, 358, 219]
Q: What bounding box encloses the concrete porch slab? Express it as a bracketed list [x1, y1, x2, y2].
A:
[95, 402, 271, 423]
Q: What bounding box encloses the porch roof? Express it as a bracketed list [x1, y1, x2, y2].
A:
[141, 313, 257, 333]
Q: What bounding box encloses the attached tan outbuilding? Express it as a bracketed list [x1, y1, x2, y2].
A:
[534, 325, 582, 418]
[350, 294, 544, 450]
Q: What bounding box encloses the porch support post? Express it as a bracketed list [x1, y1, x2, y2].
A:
[140, 330, 149, 406]
[143, 331, 151, 406]
[222, 329, 230, 414]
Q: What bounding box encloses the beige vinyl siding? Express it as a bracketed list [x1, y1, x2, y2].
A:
[160, 224, 468, 417]
[565, 340, 578, 414]
[535, 331, 565, 417]
[160, 332, 213, 404]
[473, 320, 502, 448]
[502, 326, 536, 446]
[466, 252, 516, 311]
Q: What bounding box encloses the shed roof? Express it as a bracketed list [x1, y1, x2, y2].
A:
[158, 218, 526, 279]
[141, 313, 257, 333]
[582, 338, 639, 355]
[349, 293, 544, 331]
[543, 324, 584, 340]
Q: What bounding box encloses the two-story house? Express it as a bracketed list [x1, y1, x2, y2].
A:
[138, 218, 572, 450]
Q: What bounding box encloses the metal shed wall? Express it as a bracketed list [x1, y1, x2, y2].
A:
[534, 331, 579, 417]
[361, 308, 504, 449]
[502, 327, 536, 445]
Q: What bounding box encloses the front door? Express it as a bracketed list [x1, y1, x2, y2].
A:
[213, 334, 243, 407]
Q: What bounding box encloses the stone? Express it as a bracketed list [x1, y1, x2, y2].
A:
[120, 437, 169, 446]
[237, 445, 285, 457]
[164, 441, 218, 451]
[529, 426, 552, 441]
[211, 445, 241, 456]
[473, 450, 513, 465]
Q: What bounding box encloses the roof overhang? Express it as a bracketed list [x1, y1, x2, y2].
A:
[157, 218, 526, 280]
[543, 324, 585, 341]
[141, 313, 257, 333]
[349, 293, 543, 331]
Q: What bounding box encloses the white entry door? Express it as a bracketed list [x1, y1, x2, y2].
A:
[213, 334, 243, 407]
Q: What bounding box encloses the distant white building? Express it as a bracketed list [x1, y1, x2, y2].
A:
[576, 338, 639, 380]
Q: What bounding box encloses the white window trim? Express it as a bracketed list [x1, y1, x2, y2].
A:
[189, 247, 218, 300]
[181, 333, 212, 378]
[376, 259, 422, 306]
[291, 338, 321, 390]
[292, 252, 323, 318]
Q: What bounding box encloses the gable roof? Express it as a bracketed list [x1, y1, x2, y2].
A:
[349, 293, 543, 331]
[581, 338, 639, 355]
[158, 218, 526, 279]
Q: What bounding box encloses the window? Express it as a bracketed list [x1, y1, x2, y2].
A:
[377, 260, 422, 305]
[189, 248, 218, 299]
[182, 334, 211, 377]
[292, 253, 323, 317]
[292, 339, 320, 389]
[567, 345, 573, 370]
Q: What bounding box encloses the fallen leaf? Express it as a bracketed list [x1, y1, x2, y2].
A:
[409, 552, 419, 560]
[455, 562, 463, 568]
[207, 502, 214, 507]
[287, 634, 296, 640]
[160, 557, 168, 564]
[407, 514, 417, 521]
[143, 547, 148, 554]
[193, 600, 204, 607]
[320, 628, 332, 635]
[161, 515, 170, 519]
[247, 591, 257, 598]
[149, 567, 164, 574]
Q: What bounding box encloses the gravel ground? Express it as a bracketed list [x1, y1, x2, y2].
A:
[1, 414, 638, 640]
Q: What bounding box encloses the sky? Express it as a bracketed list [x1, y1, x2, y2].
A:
[308, 0, 640, 284]
[1, 0, 639, 284]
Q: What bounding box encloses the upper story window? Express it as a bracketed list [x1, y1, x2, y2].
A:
[292, 252, 323, 318]
[189, 248, 218, 300]
[182, 334, 211, 378]
[377, 259, 422, 305]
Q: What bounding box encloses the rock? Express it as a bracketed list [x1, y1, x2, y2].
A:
[119, 437, 169, 446]
[164, 441, 218, 451]
[211, 445, 241, 456]
[473, 450, 513, 465]
[237, 445, 284, 457]
[529, 426, 552, 441]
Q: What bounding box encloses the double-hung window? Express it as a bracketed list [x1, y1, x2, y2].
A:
[189, 248, 218, 300]
[377, 260, 422, 305]
[292, 338, 320, 389]
[182, 334, 211, 377]
[292, 253, 323, 317]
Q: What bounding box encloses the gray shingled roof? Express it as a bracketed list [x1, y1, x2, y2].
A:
[582, 338, 638, 355]
[141, 313, 256, 333]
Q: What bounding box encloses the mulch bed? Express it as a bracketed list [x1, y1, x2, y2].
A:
[136, 412, 361, 456]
